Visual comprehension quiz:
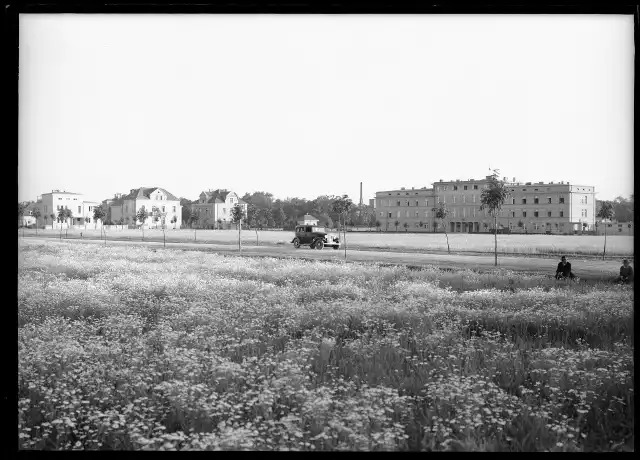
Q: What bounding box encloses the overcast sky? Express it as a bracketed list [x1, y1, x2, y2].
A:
[19, 14, 633, 204]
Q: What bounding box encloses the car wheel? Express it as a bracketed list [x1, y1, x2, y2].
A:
[315, 240, 324, 250]
[293, 238, 300, 248]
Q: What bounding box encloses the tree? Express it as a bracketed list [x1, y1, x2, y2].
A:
[93, 205, 106, 230]
[246, 204, 260, 246]
[152, 207, 161, 229]
[189, 211, 199, 240]
[118, 217, 124, 230]
[596, 201, 615, 260]
[331, 195, 354, 260]
[433, 203, 451, 254]
[277, 207, 287, 228]
[403, 222, 409, 232]
[432, 221, 438, 232]
[136, 206, 149, 240]
[479, 170, 511, 267]
[394, 220, 400, 232]
[64, 208, 74, 229]
[261, 208, 272, 229]
[517, 219, 525, 234]
[57, 207, 67, 229]
[483, 222, 489, 232]
[582, 222, 588, 235]
[419, 221, 424, 229]
[171, 215, 177, 229]
[49, 213, 56, 229]
[230, 204, 246, 254]
[32, 208, 41, 235]
[216, 218, 223, 230]
[375, 220, 381, 232]
[18, 203, 26, 228]
[84, 216, 90, 230]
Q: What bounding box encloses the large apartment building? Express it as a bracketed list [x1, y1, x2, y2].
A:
[376, 177, 597, 234]
[375, 186, 437, 231]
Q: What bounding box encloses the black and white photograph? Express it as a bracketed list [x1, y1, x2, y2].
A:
[17, 7, 634, 452]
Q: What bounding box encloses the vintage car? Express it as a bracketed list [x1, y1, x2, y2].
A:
[291, 225, 340, 250]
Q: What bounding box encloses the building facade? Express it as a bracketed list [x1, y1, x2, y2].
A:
[28, 190, 104, 228]
[375, 177, 597, 234]
[190, 189, 247, 229]
[375, 186, 437, 232]
[298, 214, 319, 225]
[108, 187, 182, 229]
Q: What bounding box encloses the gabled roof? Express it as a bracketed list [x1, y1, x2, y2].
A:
[201, 189, 234, 204]
[122, 187, 179, 202]
[301, 214, 318, 220]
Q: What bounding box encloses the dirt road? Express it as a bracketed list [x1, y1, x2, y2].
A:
[21, 235, 625, 281]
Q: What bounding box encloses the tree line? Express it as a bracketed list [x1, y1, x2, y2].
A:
[180, 192, 377, 231]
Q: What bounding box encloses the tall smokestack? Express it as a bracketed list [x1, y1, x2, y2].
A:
[359, 182, 363, 206]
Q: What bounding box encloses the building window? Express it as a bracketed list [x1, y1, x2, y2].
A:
[462, 195, 466, 203]
[522, 198, 527, 204]
[473, 185, 478, 190]
[425, 199, 429, 207]
[534, 197, 539, 204]
[547, 211, 552, 217]
[162, 206, 165, 212]
[452, 209, 456, 218]
[511, 211, 515, 218]
[397, 200, 401, 206]
[559, 197, 565, 204]
[425, 210, 429, 218]
[512, 198, 515, 204]
[472, 194, 476, 203]
[415, 211, 419, 217]
[453, 196, 456, 204]
[444, 186, 448, 191]
[534, 211, 539, 218]
[396, 211, 401, 218]
[415, 200, 419, 206]
[464, 185, 468, 190]
[78, 206, 81, 213]
[523, 211, 527, 218]
[584, 196, 588, 204]
[405, 210, 409, 218]
[560, 211, 564, 217]
[388, 200, 392, 206]
[388, 212, 392, 218]
[547, 197, 552, 204]
[453, 185, 458, 191]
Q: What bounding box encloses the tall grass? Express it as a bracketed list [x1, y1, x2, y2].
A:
[18, 241, 634, 451]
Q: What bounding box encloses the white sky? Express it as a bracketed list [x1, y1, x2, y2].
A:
[19, 14, 634, 204]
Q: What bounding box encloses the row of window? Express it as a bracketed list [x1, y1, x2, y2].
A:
[381, 209, 588, 219]
[437, 185, 480, 191]
[380, 196, 580, 206]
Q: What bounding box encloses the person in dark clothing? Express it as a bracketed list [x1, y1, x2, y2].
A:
[616, 259, 634, 284]
[555, 256, 575, 280]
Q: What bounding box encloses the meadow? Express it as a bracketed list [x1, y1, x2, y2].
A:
[22, 227, 634, 258]
[18, 240, 634, 451]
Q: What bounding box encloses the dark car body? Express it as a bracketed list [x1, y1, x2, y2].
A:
[291, 225, 340, 249]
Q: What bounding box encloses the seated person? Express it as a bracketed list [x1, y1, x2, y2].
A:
[617, 259, 634, 284]
[555, 256, 576, 280]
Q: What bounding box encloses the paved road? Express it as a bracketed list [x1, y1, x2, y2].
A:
[21, 236, 624, 281]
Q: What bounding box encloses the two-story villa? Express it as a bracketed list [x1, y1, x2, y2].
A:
[190, 189, 247, 229]
[109, 187, 182, 228]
